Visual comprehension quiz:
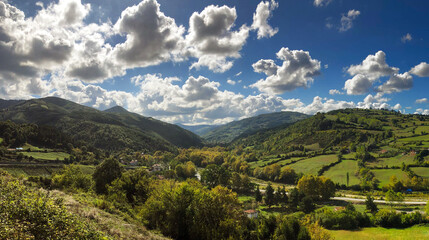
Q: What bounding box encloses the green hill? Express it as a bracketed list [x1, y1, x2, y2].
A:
[202, 111, 309, 143]
[0, 97, 203, 152]
[235, 109, 429, 154]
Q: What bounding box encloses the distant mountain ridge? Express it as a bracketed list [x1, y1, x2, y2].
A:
[178, 124, 220, 136]
[0, 97, 203, 152]
[202, 111, 310, 144]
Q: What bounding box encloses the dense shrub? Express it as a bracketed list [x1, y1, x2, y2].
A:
[0, 174, 105, 239]
[374, 209, 425, 228]
[51, 165, 93, 191]
[313, 206, 371, 230]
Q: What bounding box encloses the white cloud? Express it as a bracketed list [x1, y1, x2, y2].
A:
[377, 72, 413, 94]
[416, 98, 428, 104]
[344, 74, 372, 95]
[235, 72, 242, 77]
[329, 89, 342, 95]
[339, 9, 360, 32]
[410, 62, 429, 77]
[393, 103, 401, 110]
[314, 0, 332, 7]
[343, 51, 415, 95]
[186, 5, 249, 73]
[401, 33, 412, 43]
[295, 96, 355, 115]
[415, 108, 429, 115]
[251, 47, 321, 95]
[251, 0, 278, 39]
[227, 79, 236, 85]
[112, 0, 185, 68]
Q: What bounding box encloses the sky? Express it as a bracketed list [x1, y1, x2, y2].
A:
[0, 0, 428, 125]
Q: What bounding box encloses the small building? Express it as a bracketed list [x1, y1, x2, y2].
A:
[151, 164, 164, 172]
[244, 209, 259, 219]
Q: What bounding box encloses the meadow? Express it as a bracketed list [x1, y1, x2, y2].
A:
[372, 169, 409, 186]
[288, 154, 338, 175]
[21, 151, 70, 160]
[323, 160, 360, 185]
[329, 225, 429, 240]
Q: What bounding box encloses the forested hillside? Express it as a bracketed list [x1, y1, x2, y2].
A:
[0, 97, 202, 152]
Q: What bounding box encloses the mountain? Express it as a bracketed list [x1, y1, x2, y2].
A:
[0, 97, 203, 152]
[202, 111, 309, 144]
[0, 99, 24, 110]
[103, 106, 129, 114]
[178, 124, 220, 136]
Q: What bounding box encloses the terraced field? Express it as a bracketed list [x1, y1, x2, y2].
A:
[367, 155, 414, 168]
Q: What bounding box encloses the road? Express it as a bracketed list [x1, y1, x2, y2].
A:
[332, 196, 427, 205]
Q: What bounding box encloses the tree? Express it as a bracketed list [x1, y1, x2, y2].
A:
[274, 216, 311, 240]
[265, 183, 275, 207]
[365, 195, 378, 213]
[385, 189, 404, 206]
[93, 158, 122, 194]
[288, 188, 301, 210]
[300, 196, 315, 213]
[297, 175, 335, 201]
[346, 172, 350, 187]
[200, 164, 231, 188]
[255, 185, 262, 202]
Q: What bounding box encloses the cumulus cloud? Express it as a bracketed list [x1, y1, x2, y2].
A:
[251, 0, 278, 39]
[295, 96, 354, 115]
[112, 0, 185, 68]
[416, 98, 428, 104]
[377, 72, 413, 94]
[339, 9, 360, 32]
[401, 33, 412, 43]
[186, 5, 249, 72]
[410, 62, 429, 77]
[329, 89, 343, 95]
[251, 47, 321, 95]
[227, 79, 236, 85]
[415, 108, 429, 115]
[343, 51, 414, 95]
[347, 51, 398, 80]
[314, 0, 332, 7]
[344, 74, 372, 95]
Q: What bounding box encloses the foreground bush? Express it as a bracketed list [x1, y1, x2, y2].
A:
[0, 172, 106, 239]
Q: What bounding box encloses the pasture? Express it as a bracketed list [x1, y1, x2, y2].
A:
[288, 154, 338, 175]
[21, 151, 70, 160]
[323, 160, 360, 185]
[372, 169, 409, 187]
[329, 225, 429, 240]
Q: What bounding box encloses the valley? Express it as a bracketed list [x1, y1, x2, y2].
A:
[1, 98, 429, 239]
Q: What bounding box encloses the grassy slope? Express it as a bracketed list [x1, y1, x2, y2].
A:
[21, 151, 70, 160]
[329, 225, 429, 240]
[323, 160, 360, 185]
[288, 154, 338, 175]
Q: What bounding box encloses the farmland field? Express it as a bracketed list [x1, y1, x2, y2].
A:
[21, 151, 70, 160]
[0, 164, 94, 177]
[415, 125, 429, 134]
[372, 169, 409, 186]
[411, 167, 429, 178]
[323, 160, 360, 185]
[288, 154, 338, 175]
[367, 155, 414, 168]
[329, 225, 429, 240]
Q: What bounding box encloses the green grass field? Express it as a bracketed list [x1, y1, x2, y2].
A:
[372, 169, 409, 187]
[329, 225, 429, 240]
[21, 151, 70, 160]
[323, 160, 360, 185]
[288, 154, 338, 175]
[410, 167, 429, 178]
[397, 135, 429, 142]
[367, 155, 414, 168]
[415, 125, 429, 134]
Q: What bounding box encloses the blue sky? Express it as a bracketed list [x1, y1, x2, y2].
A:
[1, 0, 428, 124]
